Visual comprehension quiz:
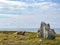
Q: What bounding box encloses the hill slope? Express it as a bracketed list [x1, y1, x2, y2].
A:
[0, 31, 60, 45]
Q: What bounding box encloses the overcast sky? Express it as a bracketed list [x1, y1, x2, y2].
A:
[0, 0, 60, 28]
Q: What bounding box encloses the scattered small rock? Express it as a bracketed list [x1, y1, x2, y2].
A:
[39, 39, 42, 42]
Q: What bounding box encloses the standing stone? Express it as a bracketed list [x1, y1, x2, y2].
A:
[37, 28, 41, 37]
[37, 22, 56, 39]
[48, 29, 55, 39]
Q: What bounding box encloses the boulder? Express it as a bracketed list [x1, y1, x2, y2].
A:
[37, 22, 56, 39]
[14, 31, 25, 35]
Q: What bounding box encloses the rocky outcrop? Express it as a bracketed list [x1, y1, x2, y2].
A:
[37, 22, 56, 39]
[14, 31, 25, 35]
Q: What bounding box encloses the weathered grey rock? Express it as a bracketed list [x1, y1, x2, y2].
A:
[37, 22, 56, 39]
[37, 28, 41, 37]
[14, 31, 25, 35]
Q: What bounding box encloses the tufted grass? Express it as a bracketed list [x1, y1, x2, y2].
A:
[0, 31, 59, 45]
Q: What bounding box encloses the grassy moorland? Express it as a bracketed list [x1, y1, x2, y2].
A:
[0, 31, 60, 45]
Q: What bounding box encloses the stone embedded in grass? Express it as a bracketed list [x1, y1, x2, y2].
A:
[14, 31, 26, 35]
[39, 39, 42, 42]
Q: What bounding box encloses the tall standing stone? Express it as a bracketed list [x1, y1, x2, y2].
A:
[37, 22, 56, 39]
